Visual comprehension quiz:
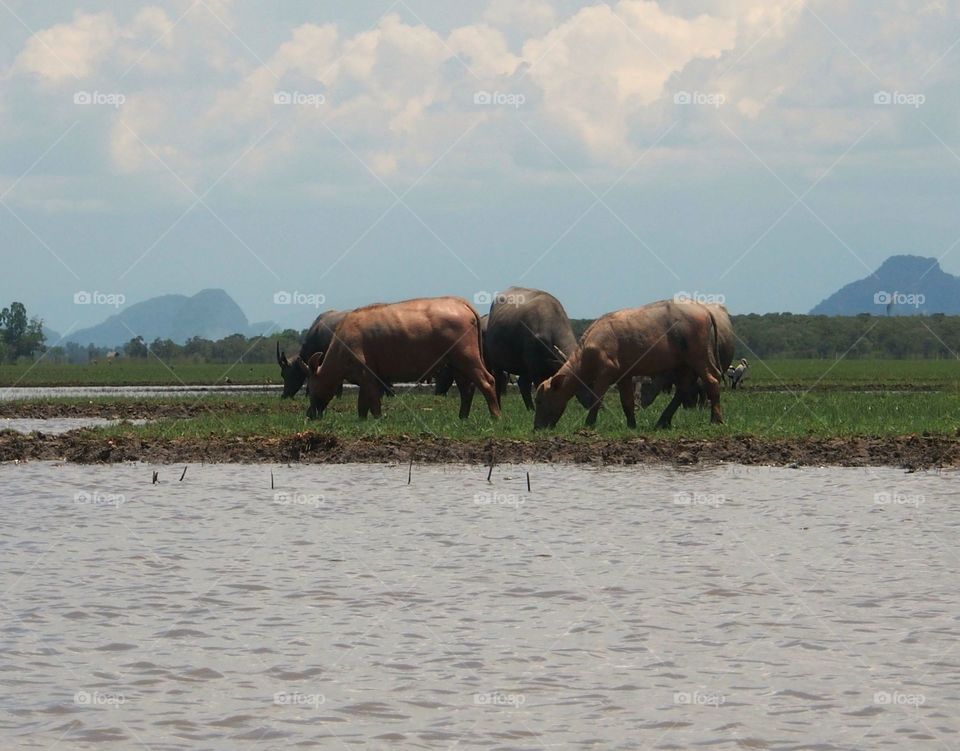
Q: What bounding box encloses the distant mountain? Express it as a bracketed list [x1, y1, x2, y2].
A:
[810, 255, 960, 315]
[64, 289, 279, 347]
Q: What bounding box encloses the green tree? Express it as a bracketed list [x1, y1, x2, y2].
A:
[0, 301, 46, 361]
[124, 336, 148, 358]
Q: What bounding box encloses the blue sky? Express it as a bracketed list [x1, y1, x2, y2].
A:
[2, 0, 959, 334]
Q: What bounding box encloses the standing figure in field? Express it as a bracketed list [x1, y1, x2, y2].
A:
[483, 286, 591, 411]
[306, 297, 500, 421]
[534, 300, 724, 430]
[277, 309, 347, 398]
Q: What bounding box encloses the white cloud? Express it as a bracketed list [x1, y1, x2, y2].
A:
[15, 11, 117, 81]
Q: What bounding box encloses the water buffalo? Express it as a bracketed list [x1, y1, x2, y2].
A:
[483, 286, 589, 410]
[306, 297, 501, 420]
[435, 314, 489, 396]
[277, 309, 347, 398]
[533, 300, 724, 430]
[638, 303, 735, 409]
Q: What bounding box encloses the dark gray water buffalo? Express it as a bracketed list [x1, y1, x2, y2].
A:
[306, 297, 500, 421]
[483, 286, 588, 410]
[277, 309, 348, 398]
[638, 303, 735, 410]
[534, 300, 724, 429]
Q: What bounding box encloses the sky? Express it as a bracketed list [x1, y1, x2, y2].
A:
[2, 0, 960, 334]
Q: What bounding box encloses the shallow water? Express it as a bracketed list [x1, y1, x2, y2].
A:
[0, 418, 147, 434]
[0, 385, 281, 401]
[1, 462, 958, 749]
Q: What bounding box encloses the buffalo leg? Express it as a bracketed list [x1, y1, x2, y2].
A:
[704, 374, 723, 423]
[655, 392, 683, 428]
[459, 364, 500, 418]
[584, 373, 614, 427]
[358, 376, 382, 419]
[456, 378, 476, 419]
[617, 378, 637, 429]
[518, 374, 534, 411]
[357, 389, 370, 419]
[494, 369, 508, 408]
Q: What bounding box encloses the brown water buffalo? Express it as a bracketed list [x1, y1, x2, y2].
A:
[638, 303, 735, 409]
[435, 314, 490, 396]
[277, 309, 347, 398]
[306, 297, 500, 420]
[484, 286, 592, 411]
[533, 300, 724, 430]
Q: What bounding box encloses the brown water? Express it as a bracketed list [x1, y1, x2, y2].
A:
[1, 462, 958, 749]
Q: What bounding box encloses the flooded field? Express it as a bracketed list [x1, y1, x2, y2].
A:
[0, 418, 147, 435]
[1, 462, 957, 749]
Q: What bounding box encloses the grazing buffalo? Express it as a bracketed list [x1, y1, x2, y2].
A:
[484, 286, 589, 410]
[306, 297, 501, 420]
[533, 300, 724, 430]
[277, 309, 347, 398]
[638, 303, 735, 409]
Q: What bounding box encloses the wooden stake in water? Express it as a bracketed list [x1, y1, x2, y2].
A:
[407, 455, 413, 485]
[152, 471, 158, 485]
[179, 466, 188, 482]
[526, 472, 531, 492]
[487, 463, 494, 483]
[270, 471, 274, 490]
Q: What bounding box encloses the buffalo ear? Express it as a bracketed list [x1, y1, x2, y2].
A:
[297, 358, 310, 376]
[307, 352, 324, 374]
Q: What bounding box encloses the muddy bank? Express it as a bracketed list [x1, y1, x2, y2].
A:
[1, 430, 957, 469]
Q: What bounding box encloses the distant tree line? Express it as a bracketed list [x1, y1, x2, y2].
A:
[24, 311, 960, 366]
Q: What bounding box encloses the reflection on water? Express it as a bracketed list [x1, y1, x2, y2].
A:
[1, 462, 957, 749]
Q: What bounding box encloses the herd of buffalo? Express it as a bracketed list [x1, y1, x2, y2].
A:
[276, 287, 748, 430]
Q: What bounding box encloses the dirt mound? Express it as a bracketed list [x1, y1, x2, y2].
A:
[1, 430, 957, 469]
